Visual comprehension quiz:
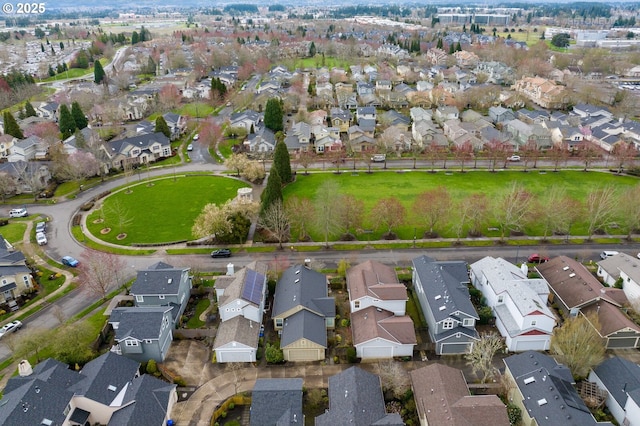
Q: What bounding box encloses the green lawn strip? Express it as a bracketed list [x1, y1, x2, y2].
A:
[218, 138, 239, 159]
[70, 225, 156, 255]
[186, 298, 210, 329]
[166, 248, 215, 255]
[0, 222, 27, 244]
[176, 102, 214, 118]
[243, 246, 277, 253]
[85, 175, 248, 245]
[283, 171, 640, 241]
[406, 291, 427, 328]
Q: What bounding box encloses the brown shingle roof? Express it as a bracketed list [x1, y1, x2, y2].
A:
[536, 256, 626, 310]
[410, 364, 509, 426]
[581, 302, 640, 337]
[351, 306, 415, 345]
[346, 260, 407, 302]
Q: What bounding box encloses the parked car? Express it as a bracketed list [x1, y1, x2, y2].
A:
[35, 221, 47, 234]
[36, 232, 47, 246]
[528, 253, 549, 263]
[193, 134, 199, 141]
[9, 208, 28, 218]
[0, 320, 22, 339]
[211, 249, 232, 258]
[371, 154, 386, 162]
[508, 155, 521, 162]
[61, 256, 79, 267]
[637, 252, 640, 259]
[600, 250, 619, 260]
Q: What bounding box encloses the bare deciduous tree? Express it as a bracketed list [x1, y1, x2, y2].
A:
[11, 328, 50, 362]
[286, 196, 315, 241]
[258, 200, 290, 249]
[105, 199, 134, 235]
[585, 185, 618, 240]
[336, 194, 364, 239]
[466, 193, 489, 237]
[0, 172, 15, 201]
[618, 185, 640, 240]
[370, 197, 406, 238]
[466, 332, 504, 383]
[192, 200, 259, 240]
[78, 249, 127, 300]
[413, 187, 452, 237]
[493, 182, 534, 241]
[378, 360, 411, 399]
[611, 142, 637, 174]
[314, 181, 341, 247]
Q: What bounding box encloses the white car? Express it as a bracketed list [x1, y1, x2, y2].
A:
[508, 155, 521, 162]
[193, 134, 199, 141]
[36, 232, 47, 246]
[9, 208, 28, 218]
[0, 320, 22, 339]
[187, 144, 193, 151]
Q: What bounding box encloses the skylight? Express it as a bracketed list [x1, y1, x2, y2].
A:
[524, 377, 535, 385]
[435, 295, 442, 300]
[562, 266, 570, 271]
[569, 273, 576, 278]
[439, 306, 446, 311]
[537, 398, 548, 406]
[108, 385, 117, 392]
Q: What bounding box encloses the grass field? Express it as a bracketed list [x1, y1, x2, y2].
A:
[293, 56, 353, 70]
[177, 102, 215, 118]
[0, 222, 28, 244]
[86, 175, 248, 245]
[283, 170, 640, 241]
[40, 58, 108, 82]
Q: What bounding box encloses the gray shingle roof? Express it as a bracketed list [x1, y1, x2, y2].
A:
[250, 378, 303, 426]
[272, 266, 332, 317]
[592, 356, 640, 407]
[213, 315, 260, 349]
[109, 306, 171, 341]
[412, 255, 478, 322]
[108, 374, 176, 426]
[130, 261, 188, 296]
[108, 132, 170, 156]
[281, 309, 327, 347]
[69, 352, 140, 405]
[315, 367, 403, 426]
[504, 351, 598, 426]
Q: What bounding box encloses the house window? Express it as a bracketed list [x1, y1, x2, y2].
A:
[145, 339, 153, 344]
[497, 296, 504, 303]
[159, 295, 165, 300]
[354, 301, 360, 308]
[531, 320, 537, 326]
[136, 295, 144, 303]
[125, 340, 138, 347]
[442, 319, 454, 330]
[275, 318, 283, 328]
[463, 318, 474, 327]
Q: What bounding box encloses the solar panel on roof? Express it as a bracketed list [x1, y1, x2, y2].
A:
[242, 269, 265, 305]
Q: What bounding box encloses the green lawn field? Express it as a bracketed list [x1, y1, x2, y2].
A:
[86, 175, 248, 245]
[283, 170, 640, 241]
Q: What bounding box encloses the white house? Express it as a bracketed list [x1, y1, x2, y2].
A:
[346, 260, 407, 316]
[213, 262, 268, 363]
[470, 257, 556, 352]
[589, 357, 640, 426]
[597, 253, 640, 306]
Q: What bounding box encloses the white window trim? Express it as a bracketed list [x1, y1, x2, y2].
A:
[136, 295, 144, 303]
[442, 319, 454, 330]
[463, 318, 474, 327]
[125, 340, 139, 347]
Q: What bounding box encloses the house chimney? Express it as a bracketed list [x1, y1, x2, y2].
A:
[226, 263, 234, 276]
[18, 360, 33, 377]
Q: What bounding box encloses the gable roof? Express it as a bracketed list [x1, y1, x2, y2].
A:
[315, 367, 404, 426]
[130, 261, 189, 296]
[410, 364, 509, 426]
[581, 301, 640, 336]
[412, 255, 478, 322]
[272, 265, 333, 318]
[250, 378, 303, 426]
[108, 374, 176, 426]
[351, 306, 415, 346]
[593, 356, 640, 408]
[504, 351, 598, 426]
[347, 260, 407, 302]
[536, 256, 627, 310]
[217, 261, 268, 307]
[213, 315, 261, 349]
[109, 306, 172, 341]
[280, 309, 327, 347]
[598, 252, 640, 284]
[108, 132, 170, 156]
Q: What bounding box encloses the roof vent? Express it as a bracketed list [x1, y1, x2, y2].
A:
[35, 386, 40, 394]
[108, 385, 117, 392]
[41, 419, 52, 426]
[524, 377, 536, 385]
[562, 266, 570, 271]
[295, 269, 301, 275]
[345, 390, 348, 398]
[168, 278, 173, 284]
[295, 279, 300, 283]
[435, 295, 442, 300]
[439, 306, 446, 311]
[569, 273, 576, 278]
[537, 398, 548, 406]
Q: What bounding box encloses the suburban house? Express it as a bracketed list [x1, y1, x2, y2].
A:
[0, 235, 36, 306]
[7, 135, 42, 162]
[250, 378, 303, 426]
[162, 113, 187, 141]
[537, 256, 640, 349]
[412, 255, 479, 355]
[512, 76, 569, 109]
[434, 106, 460, 124]
[0, 160, 52, 194]
[272, 265, 335, 362]
[329, 107, 351, 133]
[410, 363, 510, 426]
[213, 262, 268, 363]
[347, 260, 407, 315]
[0, 352, 177, 425]
[229, 110, 263, 133]
[504, 351, 606, 426]
[488, 106, 515, 124]
[596, 253, 640, 307]
[245, 126, 276, 153]
[129, 261, 192, 324]
[588, 357, 640, 426]
[108, 306, 174, 363]
[315, 367, 404, 426]
[107, 132, 171, 169]
[0, 134, 15, 159]
[36, 101, 59, 120]
[470, 257, 556, 352]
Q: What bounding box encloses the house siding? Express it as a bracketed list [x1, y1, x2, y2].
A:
[351, 297, 406, 316]
[283, 339, 325, 361]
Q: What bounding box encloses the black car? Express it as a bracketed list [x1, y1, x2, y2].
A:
[211, 249, 232, 258]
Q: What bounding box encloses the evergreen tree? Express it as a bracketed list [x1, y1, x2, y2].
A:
[308, 41, 316, 57]
[51, 45, 55, 55]
[58, 104, 76, 139]
[155, 116, 171, 138]
[94, 59, 105, 84]
[448, 43, 455, 54]
[18, 108, 25, 120]
[273, 141, 292, 184]
[264, 98, 284, 132]
[3, 111, 24, 139]
[131, 31, 139, 45]
[456, 41, 462, 52]
[71, 101, 88, 129]
[59, 41, 64, 50]
[48, 64, 55, 76]
[40, 43, 44, 52]
[260, 167, 282, 215]
[24, 101, 37, 117]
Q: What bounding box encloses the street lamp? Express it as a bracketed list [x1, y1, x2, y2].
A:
[413, 228, 417, 248]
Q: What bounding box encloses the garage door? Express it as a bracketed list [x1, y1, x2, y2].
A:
[287, 349, 320, 361]
[217, 350, 254, 363]
[440, 342, 470, 355]
[607, 338, 638, 349]
[514, 340, 548, 352]
[361, 346, 394, 359]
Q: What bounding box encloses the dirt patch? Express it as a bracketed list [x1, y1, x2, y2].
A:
[100, 228, 111, 234]
[116, 233, 127, 240]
